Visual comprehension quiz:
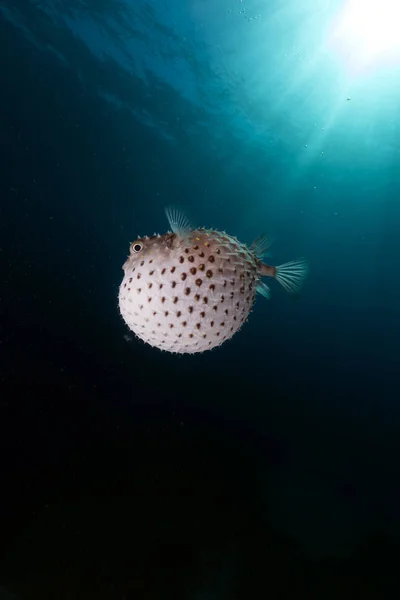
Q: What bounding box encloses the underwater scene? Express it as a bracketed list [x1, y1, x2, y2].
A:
[1, 1, 400, 598]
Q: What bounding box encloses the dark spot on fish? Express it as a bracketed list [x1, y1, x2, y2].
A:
[248, 282, 253, 290]
[161, 268, 166, 275]
[171, 281, 176, 288]
[170, 324, 174, 328]
[195, 294, 200, 301]
[203, 334, 207, 339]
[205, 242, 210, 247]
[195, 278, 202, 287]
[137, 288, 142, 294]
[129, 278, 132, 283]
[224, 309, 229, 315]
[148, 283, 153, 289]
[123, 283, 126, 288]
[220, 322, 225, 327]
[221, 295, 225, 303]
[196, 323, 201, 330]
[185, 287, 191, 296]
[150, 270, 154, 275]
[177, 311, 181, 317]
[137, 273, 141, 279]
[190, 267, 197, 275]
[188, 306, 193, 313]
[223, 280, 227, 288]
[199, 251, 205, 258]
[189, 334, 194, 338]
[161, 297, 166, 303]
[208, 341, 212, 345]
[182, 321, 187, 327]
[216, 248, 221, 254]
[209, 255, 215, 263]
[231, 279, 235, 286]
[181, 272, 187, 281]
[185, 248, 189, 254]
[210, 321, 214, 327]
[236, 302, 240, 309]
[230, 292, 234, 299]
[171, 266, 176, 273]
[173, 297, 178, 304]
[218, 268, 223, 273]
[209, 284, 215, 291]
[164, 311, 169, 317]
[216, 332, 220, 337]
[148, 297, 152, 302]
[200, 311, 205, 318]
[206, 270, 213, 278]
[193, 245, 199, 250]
[179, 256, 185, 264]
[203, 297, 208, 304]
[178, 333, 182, 338]
[188, 255, 194, 263]
[213, 305, 218, 312]
[233, 316, 237, 321]
[149, 259, 153, 264]
[240, 286, 245, 293]
[199, 264, 205, 271]
[230, 326, 234, 332]
[140, 261, 144, 266]
[139, 305, 144, 310]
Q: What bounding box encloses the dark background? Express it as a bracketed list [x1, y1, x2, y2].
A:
[1, 1, 400, 598]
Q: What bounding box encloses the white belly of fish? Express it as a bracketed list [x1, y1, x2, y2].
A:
[118, 255, 257, 354]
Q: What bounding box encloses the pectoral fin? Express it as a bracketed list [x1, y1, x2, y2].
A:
[165, 207, 192, 239]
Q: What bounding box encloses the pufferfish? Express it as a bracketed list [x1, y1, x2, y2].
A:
[118, 208, 308, 354]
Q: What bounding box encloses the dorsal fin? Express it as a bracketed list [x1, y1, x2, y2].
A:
[165, 207, 192, 238]
[250, 234, 274, 259]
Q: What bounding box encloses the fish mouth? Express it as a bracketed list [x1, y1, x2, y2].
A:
[122, 257, 132, 271]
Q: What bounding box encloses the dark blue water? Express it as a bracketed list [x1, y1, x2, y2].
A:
[1, 1, 400, 598]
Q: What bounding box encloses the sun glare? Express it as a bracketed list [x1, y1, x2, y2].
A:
[331, 0, 400, 69]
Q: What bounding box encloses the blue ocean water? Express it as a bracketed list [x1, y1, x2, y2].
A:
[1, 1, 400, 598]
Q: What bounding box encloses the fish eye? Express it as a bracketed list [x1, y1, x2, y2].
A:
[132, 243, 143, 253]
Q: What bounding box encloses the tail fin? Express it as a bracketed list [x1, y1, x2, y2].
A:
[275, 259, 308, 294]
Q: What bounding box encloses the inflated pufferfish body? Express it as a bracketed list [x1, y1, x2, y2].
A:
[118, 208, 308, 354]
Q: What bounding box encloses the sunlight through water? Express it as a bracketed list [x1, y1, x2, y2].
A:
[330, 0, 400, 71]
